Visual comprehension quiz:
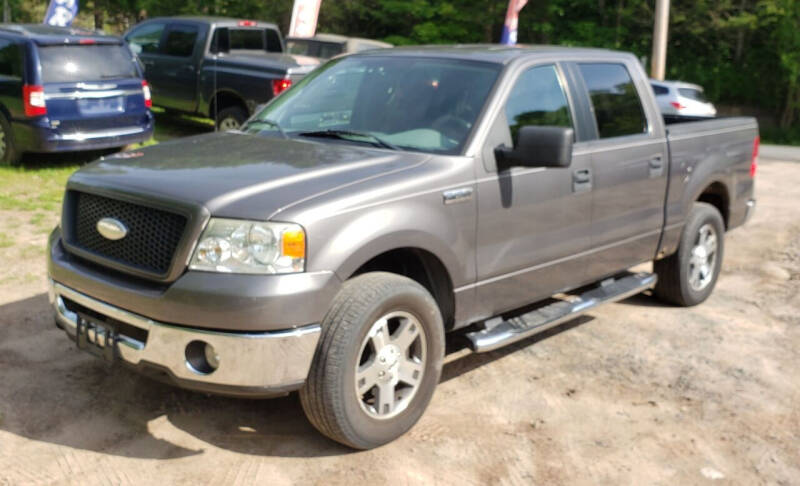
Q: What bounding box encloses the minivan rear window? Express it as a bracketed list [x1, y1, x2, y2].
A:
[38, 44, 137, 83]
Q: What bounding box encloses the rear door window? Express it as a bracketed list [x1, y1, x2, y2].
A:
[505, 64, 573, 143]
[579, 63, 648, 139]
[38, 44, 138, 83]
[126, 22, 165, 55]
[163, 24, 199, 57]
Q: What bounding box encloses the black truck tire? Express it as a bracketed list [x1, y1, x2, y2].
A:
[0, 113, 20, 166]
[299, 272, 445, 449]
[215, 106, 247, 131]
[654, 202, 725, 306]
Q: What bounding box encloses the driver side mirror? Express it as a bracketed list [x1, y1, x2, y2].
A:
[495, 126, 574, 169]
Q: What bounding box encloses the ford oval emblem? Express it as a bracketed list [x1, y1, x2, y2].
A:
[96, 217, 128, 241]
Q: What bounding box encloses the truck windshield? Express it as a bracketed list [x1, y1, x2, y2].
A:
[245, 56, 502, 155]
[38, 44, 138, 83]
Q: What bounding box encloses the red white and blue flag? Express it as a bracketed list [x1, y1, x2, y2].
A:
[44, 0, 78, 27]
[500, 0, 528, 45]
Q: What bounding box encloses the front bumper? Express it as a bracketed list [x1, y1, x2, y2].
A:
[50, 280, 321, 397]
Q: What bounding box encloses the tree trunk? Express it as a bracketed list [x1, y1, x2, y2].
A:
[734, 0, 748, 62]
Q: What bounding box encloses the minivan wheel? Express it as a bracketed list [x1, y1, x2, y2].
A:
[0, 113, 20, 166]
[215, 106, 247, 131]
[654, 202, 725, 306]
[300, 272, 444, 449]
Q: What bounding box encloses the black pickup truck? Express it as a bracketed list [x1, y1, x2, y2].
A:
[123, 16, 319, 129]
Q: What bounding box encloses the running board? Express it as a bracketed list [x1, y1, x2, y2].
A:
[466, 272, 657, 353]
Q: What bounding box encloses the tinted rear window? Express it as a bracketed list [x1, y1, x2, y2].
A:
[38, 44, 138, 83]
[212, 28, 283, 53]
[579, 63, 648, 139]
[678, 88, 708, 102]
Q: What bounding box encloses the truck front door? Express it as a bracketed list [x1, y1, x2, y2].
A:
[475, 63, 594, 317]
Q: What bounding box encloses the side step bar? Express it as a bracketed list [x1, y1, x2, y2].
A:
[466, 272, 657, 353]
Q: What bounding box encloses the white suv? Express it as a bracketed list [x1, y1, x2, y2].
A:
[651, 79, 717, 118]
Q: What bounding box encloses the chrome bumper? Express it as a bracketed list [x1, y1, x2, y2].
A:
[49, 280, 321, 394]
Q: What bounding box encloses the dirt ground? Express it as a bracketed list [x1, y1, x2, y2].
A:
[1, 157, 798, 485]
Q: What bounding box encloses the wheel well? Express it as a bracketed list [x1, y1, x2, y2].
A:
[697, 182, 730, 228]
[209, 91, 248, 119]
[351, 248, 455, 330]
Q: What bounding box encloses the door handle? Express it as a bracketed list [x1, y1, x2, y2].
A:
[572, 168, 592, 193]
[649, 156, 664, 177]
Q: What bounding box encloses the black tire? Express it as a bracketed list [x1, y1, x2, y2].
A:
[654, 202, 725, 306]
[215, 106, 247, 131]
[300, 272, 445, 449]
[0, 113, 20, 166]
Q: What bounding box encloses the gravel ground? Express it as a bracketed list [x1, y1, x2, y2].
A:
[0, 157, 798, 485]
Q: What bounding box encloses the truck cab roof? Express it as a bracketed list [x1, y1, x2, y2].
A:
[0, 23, 121, 45]
[147, 16, 279, 30]
[353, 44, 634, 65]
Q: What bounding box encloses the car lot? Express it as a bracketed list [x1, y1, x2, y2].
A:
[0, 138, 798, 483]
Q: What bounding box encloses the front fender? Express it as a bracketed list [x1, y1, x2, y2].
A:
[305, 194, 476, 289]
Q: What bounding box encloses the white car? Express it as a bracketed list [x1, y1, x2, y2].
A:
[650, 79, 717, 118]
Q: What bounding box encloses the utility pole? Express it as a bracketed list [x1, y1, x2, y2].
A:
[3, 0, 9, 23]
[651, 0, 670, 80]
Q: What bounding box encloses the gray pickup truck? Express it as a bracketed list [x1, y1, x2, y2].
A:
[47, 46, 758, 449]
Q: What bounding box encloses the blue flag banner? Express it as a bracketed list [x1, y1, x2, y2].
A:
[44, 0, 79, 27]
[500, 0, 528, 45]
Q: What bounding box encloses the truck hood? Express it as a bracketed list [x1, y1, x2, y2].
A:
[68, 132, 429, 220]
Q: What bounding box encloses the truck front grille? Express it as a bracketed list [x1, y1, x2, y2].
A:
[67, 191, 187, 276]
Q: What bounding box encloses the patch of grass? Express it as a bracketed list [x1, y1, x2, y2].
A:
[20, 243, 46, 259]
[0, 233, 12, 248]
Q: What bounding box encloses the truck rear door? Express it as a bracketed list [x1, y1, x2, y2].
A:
[567, 60, 668, 282]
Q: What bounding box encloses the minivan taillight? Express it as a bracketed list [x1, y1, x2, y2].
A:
[272, 78, 292, 96]
[23, 84, 46, 117]
[142, 80, 152, 108]
[750, 135, 760, 178]
[670, 101, 686, 110]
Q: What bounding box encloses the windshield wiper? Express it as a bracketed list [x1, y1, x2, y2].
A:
[298, 129, 399, 150]
[244, 118, 289, 139]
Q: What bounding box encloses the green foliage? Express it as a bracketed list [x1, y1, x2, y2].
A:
[7, 0, 799, 139]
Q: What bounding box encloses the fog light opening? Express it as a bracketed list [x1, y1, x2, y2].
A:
[185, 340, 220, 375]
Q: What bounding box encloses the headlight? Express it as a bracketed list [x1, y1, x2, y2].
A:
[189, 218, 305, 274]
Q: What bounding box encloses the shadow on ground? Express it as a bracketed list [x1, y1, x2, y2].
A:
[0, 291, 658, 460]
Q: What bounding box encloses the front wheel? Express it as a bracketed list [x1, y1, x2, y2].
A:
[654, 202, 725, 306]
[299, 272, 444, 449]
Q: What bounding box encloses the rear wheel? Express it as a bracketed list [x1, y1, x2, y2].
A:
[654, 202, 725, 306]
[0, 113, 20, 166]
[300, 272, 444, 449]
[215, 106, 247, 131]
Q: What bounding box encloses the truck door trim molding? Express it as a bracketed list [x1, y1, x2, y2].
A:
[573, 137, 667, 156]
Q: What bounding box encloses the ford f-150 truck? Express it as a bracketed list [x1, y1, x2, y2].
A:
[123, 16, 318, 129]
[47, 46, 758, 449]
